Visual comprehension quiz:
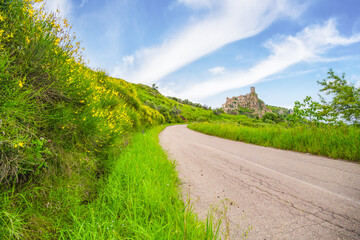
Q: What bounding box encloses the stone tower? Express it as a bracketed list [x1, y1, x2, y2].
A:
[250, 87, 255, 94]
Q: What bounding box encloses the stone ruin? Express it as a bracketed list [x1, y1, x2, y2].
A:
[222, 87, 272, 117]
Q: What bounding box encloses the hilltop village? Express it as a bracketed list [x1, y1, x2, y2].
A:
[222, 87, 272, 118]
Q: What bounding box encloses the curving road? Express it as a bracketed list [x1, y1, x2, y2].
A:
[159, 125, 360, 239]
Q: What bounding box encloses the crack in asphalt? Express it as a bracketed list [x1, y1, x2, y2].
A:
[159, 125, 360, 239]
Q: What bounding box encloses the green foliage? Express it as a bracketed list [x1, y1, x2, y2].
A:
[262, 112, 283, 124]
[318, 69, 360, 125]
[65, 126, 220, 239]
[188, 122, 359, 162]
[291, 96, 323, 123]
[237, 106, 254, 115]
[266, 105, 291, 119]
[0, 1, 177, 239]
[212, 108, 224, 116]
[168, 96, 211, 110]
[291, 69, 360, 125]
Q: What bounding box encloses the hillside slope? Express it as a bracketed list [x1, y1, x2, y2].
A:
[0, 1, 218, 238]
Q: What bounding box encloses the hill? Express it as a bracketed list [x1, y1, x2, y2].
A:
[0, 1, 217, 238]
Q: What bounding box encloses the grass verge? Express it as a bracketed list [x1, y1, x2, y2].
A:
[188, 122, 360, 162]
[64, 126, 220, 239]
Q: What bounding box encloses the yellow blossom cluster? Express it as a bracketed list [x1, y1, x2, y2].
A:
[6, 0, 165, 155]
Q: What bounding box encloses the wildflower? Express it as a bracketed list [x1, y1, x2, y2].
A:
[14, 144, 18, 148]
[19, 80, 24, 88]
[18, 142, 24, 148]
[25, 36, 30, 44]
[0, 14, 4, 22]
[28, 8, 34, 17]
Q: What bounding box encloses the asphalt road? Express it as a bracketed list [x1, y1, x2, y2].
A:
[159, 125, 360, 240]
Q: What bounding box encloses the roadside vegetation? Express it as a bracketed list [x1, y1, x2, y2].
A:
[188, 122, 359, 161]
[1, 0, 358, 238]
[0, 1, 218, 239]
[188, 70, 360, 162]
[65, 126, 220, 239]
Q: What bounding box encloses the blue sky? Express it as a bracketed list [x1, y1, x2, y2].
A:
[45, 0, 360, 108]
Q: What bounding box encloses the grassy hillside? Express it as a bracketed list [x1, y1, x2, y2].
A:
[0, 1, 218, 238]
[134, 83, 268, 124]
[135, 83, 214, 122]
[266, 105, 291, 118]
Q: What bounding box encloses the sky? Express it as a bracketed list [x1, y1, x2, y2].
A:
[44, 0, 360, 109]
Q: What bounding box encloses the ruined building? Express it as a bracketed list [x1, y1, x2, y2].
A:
[222, 87, 272, 117]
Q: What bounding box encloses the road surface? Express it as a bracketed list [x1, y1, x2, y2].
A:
[159, 125, 360, 239]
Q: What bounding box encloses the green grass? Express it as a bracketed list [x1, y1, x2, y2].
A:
[64, 126, 220, 239]
[188, 122, 360, 162]
[0, 1, 206, 238]
[5, 0, 358, 238]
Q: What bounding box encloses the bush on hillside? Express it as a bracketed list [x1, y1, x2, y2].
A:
[0, 0, 163, 191]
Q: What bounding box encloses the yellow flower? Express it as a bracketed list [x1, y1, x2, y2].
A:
[0, 14, 4, 22]
[19, 80, 24, 88]
[14, 144, 18, 148]
[19, 142, 24, 148]
[28, 8, 34, 17]
[25, 36, 30, 44]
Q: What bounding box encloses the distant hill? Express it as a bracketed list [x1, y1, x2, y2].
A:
[266, 105, 293, 118]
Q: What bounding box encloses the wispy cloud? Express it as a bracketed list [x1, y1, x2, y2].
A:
[177, 20, 360, 101]
[113, 0, 304, 83]
[79, 0, 88, 8]
[208, 66, 225, 75]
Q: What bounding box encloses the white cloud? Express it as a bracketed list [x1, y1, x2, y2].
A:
[113, 0, 304, 83]
[208, 66, 225, 75]
[177, 20, 360, 101]
[44, 0, 72, 16]
[112, 55, 134, 78]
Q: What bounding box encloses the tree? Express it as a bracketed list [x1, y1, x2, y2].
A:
[262, 112, 283, 123]
[317, 69, 360, 125]
[151, 83, 158, 90]
[292, 96, 323, 123]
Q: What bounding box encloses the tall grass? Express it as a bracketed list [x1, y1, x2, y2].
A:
[64, 126, 220, 239]
[0, 1, 219, 238]
[188, 122, 360, 162]
[0, 0, 163, 238]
